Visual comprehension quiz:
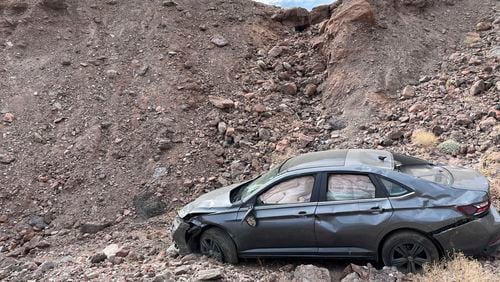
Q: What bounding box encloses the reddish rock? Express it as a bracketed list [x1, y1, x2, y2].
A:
[325, 0, 375, 36]
[282, 82, 297, 95]
[208, 95, 234, 109]
[2, 113, 14, 123]
[409, 103, 424, 113]
[310, 5, 331, 25]
[304, 84, 317, 96]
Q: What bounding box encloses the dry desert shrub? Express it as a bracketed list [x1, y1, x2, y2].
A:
[417, 253, 496, 282]
[411, 129, 438, 148]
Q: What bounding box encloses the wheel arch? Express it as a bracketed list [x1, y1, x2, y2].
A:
[187, 223, 239, 253]
[377, 228, 445, 261]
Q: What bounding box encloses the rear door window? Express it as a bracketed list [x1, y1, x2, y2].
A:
[379, 178, 409, 197]
[327, 174, 376, 201]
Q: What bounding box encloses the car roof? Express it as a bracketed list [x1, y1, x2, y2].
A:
[278, 149, 395, 174]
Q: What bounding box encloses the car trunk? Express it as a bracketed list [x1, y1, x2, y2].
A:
[442, 166, 490, 193]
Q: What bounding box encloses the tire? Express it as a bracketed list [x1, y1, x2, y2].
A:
[381, 231, 439, 273]
[199, 228, 238, 264]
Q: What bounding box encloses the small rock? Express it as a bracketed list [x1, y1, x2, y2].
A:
[225, 127, 235, 137]
[479, 117, 497, 131]
[157, 138, 172, 151]
[153, 271, 174, 282]
[282, 82, 297, 95]
[208, 95, 234, 109]
[418, 76, 431, 83]
[102, 244, 120, 258]
[217, 122, 227, 135]
[476, 21, 492, 31]
[0, 215, 7, 223]
[2, 113, 14, 123]
[211, 35, 228, 47]
[166, 244, 179, 258]
[258, 128, 272, 141]
[0, 153, 15, 164]
[174, 265, 190, 275]
[401, 85, 415, 98]
[28, 215, 49, 230]
[61, 59, 71, 66]
[195, 269, 222, 281]
[268, 46, 283, 58]
[90, 253, 107, 264]
[304, 84, 317, 96]
[79, 222, 112, 234]
[387, 129, 403, 140]
[106, 69, 118, 79]
[253, 104, 267, 113]
[409, 103, 424, 113]
[256, 60, 267, 70]
[455, 114, 472, 126]
[470, 80, 485, 95]
[162, 0, 177, 7]
[137, 65, 149, 76]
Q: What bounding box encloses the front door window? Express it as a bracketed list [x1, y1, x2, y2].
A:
[258, 176, 315, 205]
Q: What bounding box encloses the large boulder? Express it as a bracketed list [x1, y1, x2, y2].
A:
[133, 191, 167, 219]
[273, 7, 311, 31]
[310, 5, 331, 25]
[293, 264, 331, 282]
[324, 0, 376, 36]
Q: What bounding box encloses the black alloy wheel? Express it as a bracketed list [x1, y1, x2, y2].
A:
[390, 241, 431, 273]
[200, 237, 224, 261]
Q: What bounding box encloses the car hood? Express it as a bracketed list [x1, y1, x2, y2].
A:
[178, 182, 241, 218]
[443, 166, 489, 192]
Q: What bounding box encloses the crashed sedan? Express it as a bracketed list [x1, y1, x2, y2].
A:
[171, 149, 500, 272]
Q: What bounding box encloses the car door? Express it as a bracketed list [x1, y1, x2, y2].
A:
[235, 173, 320, 257]
[314, 172, 393, 259]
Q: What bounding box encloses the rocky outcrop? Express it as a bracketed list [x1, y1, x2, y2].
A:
[323, 0, 376, 37]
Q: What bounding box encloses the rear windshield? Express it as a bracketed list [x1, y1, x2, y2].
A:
[399, 164, 453, 186]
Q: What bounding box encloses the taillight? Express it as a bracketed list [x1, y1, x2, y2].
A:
[456, 200, 490, 216]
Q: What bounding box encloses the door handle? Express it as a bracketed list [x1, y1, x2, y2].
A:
[370, 206, 383, 213]
[297, 211, 308, 216]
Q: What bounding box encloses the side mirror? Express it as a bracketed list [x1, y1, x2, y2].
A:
[241, 204, 257, 227]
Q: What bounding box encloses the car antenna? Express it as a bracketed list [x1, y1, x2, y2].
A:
[378, 156, 386, 162]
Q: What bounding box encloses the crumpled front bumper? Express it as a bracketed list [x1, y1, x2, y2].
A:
[171, 216, 205, 255]
[171, 216, 191, 255]
[433, 207, 500, 257]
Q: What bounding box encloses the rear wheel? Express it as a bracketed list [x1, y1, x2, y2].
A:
[199, 228, 238, 264]
[381, 231, 439, 273]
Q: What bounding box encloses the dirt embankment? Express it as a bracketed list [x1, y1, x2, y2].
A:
[0, 0, 498, 281]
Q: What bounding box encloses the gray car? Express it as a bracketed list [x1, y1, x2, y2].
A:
[171, 149, 500, 273]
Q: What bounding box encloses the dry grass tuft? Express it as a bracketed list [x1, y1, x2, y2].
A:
[411, 129, 438, 148]
[417, 253, 496, 282]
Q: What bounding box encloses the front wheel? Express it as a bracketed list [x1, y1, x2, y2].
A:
[199, 228, 238, 264]
[381, 231, 439, 273]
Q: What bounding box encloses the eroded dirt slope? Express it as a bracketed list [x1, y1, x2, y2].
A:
[0, 0, 498, 281]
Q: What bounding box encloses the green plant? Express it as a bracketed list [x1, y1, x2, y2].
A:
[437, 140, 461, 155]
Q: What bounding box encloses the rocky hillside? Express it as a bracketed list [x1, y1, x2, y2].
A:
[0, 0, 498, 281]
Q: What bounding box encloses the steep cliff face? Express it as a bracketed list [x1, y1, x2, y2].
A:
[317, 0, 494, 122]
